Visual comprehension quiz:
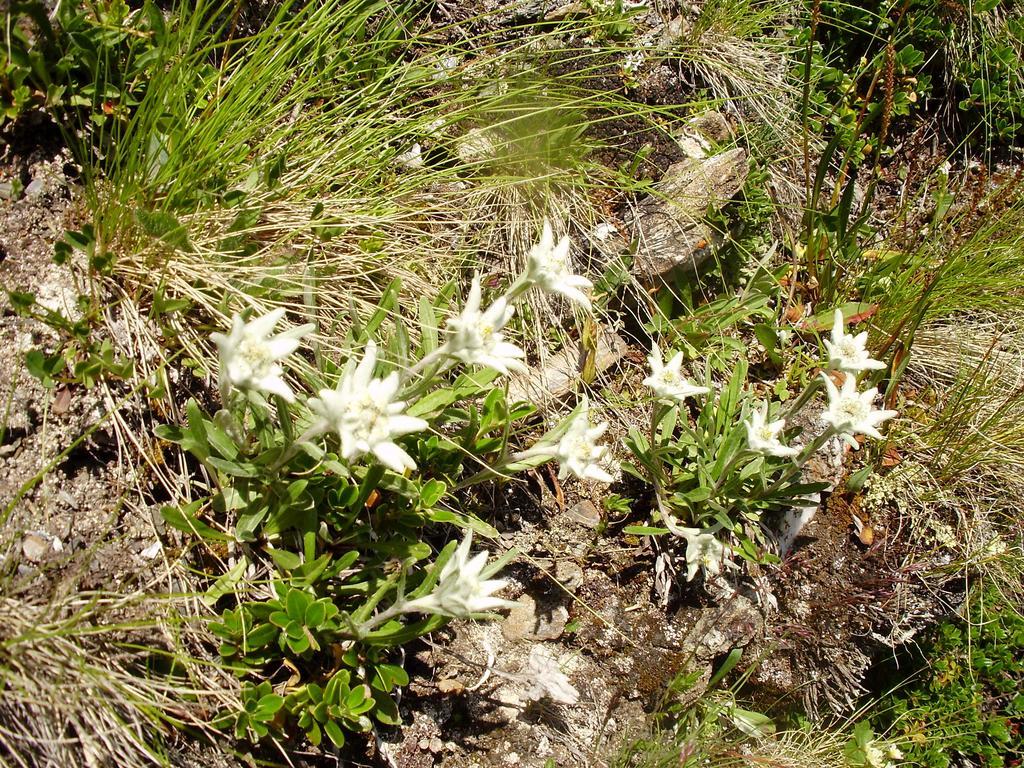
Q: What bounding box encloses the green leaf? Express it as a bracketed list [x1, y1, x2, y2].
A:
[305, 601, 327, 628]
[623, 525, 669, 536]
[845, 465, 872, 492]
[364, 615, 447, 646]
[161, 501, 231, 542]
[323, 719, 346, 748]
[374, 663, 409, 690]
[286, 587, 311, 620]
[135, 208, 194, 252]
[24, 349, 65, 388]
[206, 456, 258, 478]
[253, 693, 285, 720]
[730, 706, 775, 737]
[6, 289, 35, 314]
[184, 399, 211, 460]
[406, 368, 501, 418]
[802, 302, 876, 333]
[203, 558, 248, 606]
[418, 296, 438, 354]
[371, 688, 401, 725]
[242, 622, 278, 651]
[344, 685, 368, 711]
[358, 279, 401, 340]
[235, 505, 269, 542]
[267, 547, 302, 571]
[419, 479, 447, 508]
[285, 632, 310, 654]
[306, 720, 322, 746]
[353, 464, 385, 511]
[708, 648, 743, 689]
[753, 324, 782, 365]
[205, 420, 239, 460]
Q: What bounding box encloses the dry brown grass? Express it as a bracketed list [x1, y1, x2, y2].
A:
[0, 583, 238, 768]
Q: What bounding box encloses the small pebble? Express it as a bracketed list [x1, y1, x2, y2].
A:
[140, 541, 163, 559]
[24, 178, 46, 199]
[567, 500, 601, 527]
[22, 533, 49, 562]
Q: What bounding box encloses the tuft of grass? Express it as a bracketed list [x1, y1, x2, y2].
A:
[74, 1, 684, 373]
[669, 0, 802, 147]
[0, 582, 239, 768]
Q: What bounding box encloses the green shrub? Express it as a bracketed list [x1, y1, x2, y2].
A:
[873, 586, 1024, 767]
[801, 0, 1024, 148]
[2, 1, 161, 132]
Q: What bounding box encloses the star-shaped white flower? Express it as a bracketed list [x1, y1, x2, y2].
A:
[403, 532, 516, 619]
[524, 645, 579, 706]
[823, 309, 886, 373]
[744, 402, 799, 458]
[553, 406, 614, 484]
[678, 527, 727, 582]
[820, 373, 898, 448]
[307, 341, 427, 473]
[643, 344, 710, 403]
[211, 308, 314, 402]
[525, 219, 593, 310]
[443, 275, 527, 375]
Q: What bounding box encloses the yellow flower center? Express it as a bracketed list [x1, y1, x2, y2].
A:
[237, 337, 273, 376]
[837, 397, 867, 422]
[839, 338, 860, 358]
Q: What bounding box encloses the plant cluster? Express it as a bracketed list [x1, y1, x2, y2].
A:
[803, 0, 1024, 149]
[158, 221, 610, 747]
[871, 586, 1024, 767]
[2, 1, 160, 134]
[625, 309, 897, 584]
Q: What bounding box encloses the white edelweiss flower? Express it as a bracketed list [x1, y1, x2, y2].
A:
[820, 373, 898, 448]
[307, 341, 427, 473]
[444, 274, 527, 375]
[678, 527, 727, 582]
[525, 219, 593, 310]
[823, 309, 886, 373]
[403, 532, 517, 619]
[554, 406, 614, 484]
[210, 308, 314, 402]
[524, 645, 579, 706]
[642, 344, 710, 403]
[864, 741, 897, 768]
[744, 402, 799, 458]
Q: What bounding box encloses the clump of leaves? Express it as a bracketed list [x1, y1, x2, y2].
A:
[2, 1, 162, 135]
[872, 585, 1024, 767]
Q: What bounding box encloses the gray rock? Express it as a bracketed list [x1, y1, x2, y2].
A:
[628, 148, 749, 279]
[506, 331, 628, 409]
[553, 560, 584, 592]
[22, 533, 50, 562]
[567, 500, 601, 528]
[501, 594, 570, 642]
[687, 111, 732, 143]
[687, 594, 764, 661]
[24, 177, 46, 200]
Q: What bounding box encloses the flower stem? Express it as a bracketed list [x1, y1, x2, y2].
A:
[351, 600, 407, 637]
[781, 374, 824, 425]
[755, 426, 836, 500]
[404, 344, 453, 382]
[503, 273, 533, 304]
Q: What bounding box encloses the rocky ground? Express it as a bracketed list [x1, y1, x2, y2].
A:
[0, 3, 977, 766]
